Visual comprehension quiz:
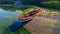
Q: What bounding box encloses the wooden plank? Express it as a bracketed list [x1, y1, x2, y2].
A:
[24, 8, 60, 34]
[24, 15, 58, 34]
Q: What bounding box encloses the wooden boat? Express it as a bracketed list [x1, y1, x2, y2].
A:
[18, 7, 41, 22]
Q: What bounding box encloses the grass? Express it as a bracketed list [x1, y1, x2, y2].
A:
[12, 27, 32, 34]
[0, 6, 34, 34]
[22, 7, 35, 15]
[0, 6, 34, 11]
[11, 7, 34, 34]
[1, 18, 32, 34]
[40, 1, 60, 10]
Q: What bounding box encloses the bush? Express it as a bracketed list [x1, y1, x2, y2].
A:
[0, 6, 34, 11]
[39, 1, 60, 10]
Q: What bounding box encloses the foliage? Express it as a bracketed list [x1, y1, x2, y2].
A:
[21, 0, 38, 5]
[0, 6, 34, 11]
[10, 27, 32, 34]
[0, 6, 33, 34]
[22, 7, 34, 15]
[40, 1, 60, 10]
[21, 0, 60, 10]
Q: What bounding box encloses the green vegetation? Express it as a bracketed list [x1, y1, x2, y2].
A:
[22, 7, 34, 15]
[22, 0, 60, 10]
[0, 0, 60, 10]
[0, 6, 33, 34]
[0, 0, 60, 34]
[0, 6, 35, 15]
[40, 1, 60, 10]
[11, 27, 32, 34]
[0, 6, 34, 11]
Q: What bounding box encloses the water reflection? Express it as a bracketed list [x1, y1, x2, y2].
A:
[0, 6, 20, 11]
[0, 8, 22, 20]
[0, 8, 22, 34]
[14, 0, 23, 6]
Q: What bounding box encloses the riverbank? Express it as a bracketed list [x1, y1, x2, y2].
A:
[0, 6, 33, 34]
[24, 8, 60, 34]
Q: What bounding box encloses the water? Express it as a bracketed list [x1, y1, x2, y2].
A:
[14, 0, 23, 6]
[0, 7, 22, 34]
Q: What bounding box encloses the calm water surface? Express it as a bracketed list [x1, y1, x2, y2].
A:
[0, 8, 22, 34]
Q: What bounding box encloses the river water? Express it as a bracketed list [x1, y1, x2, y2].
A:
[0, 7, 22, 34]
